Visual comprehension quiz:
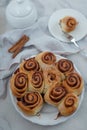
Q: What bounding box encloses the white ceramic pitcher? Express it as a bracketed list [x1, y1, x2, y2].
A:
[6, 0, 37, 28]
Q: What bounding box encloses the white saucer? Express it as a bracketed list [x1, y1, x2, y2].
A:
[48, 9, 87, 42]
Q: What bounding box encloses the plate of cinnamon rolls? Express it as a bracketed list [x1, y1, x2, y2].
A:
[48, 8, 87, 42]
[9, 51, 84, 125]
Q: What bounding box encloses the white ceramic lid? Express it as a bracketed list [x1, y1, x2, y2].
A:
[7, 0, 33, 17]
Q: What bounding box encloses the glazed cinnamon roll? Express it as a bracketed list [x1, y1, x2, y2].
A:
[58, 93, 79, 116]
[63, 72, 84, 96]
[59, 16, 78, 32]
[55, 59, 74, 75]
[43, 66, 64, 94]
[20, 57, 41, 74]
[10, 70, 28, 98]
[44, 83, 68, 106]
[17, 92, 43, 115]
[28, 71, 44, 93]
[35, 52, 56, 70]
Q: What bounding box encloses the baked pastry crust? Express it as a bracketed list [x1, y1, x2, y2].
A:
[20, 57, 41, 74]
[63, 72, 84, 96]
[59, 16, 78, 32]
[44, 83, 68, 106]
[10, 69, 28, 98]
[55, 59, 74, 75]
[43, 66, 64, 94]
[28, 71, 44, 93]
[58, 93, 79, 116]
[17, 92, 43, 115]
[35, 51, 56, 70]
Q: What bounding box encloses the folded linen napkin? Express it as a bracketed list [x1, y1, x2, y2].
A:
[0, 16, 80, 98]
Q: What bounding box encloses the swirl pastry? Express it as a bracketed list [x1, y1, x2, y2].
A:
[59, 16, 78, 32]
[28, 71, 44, 93]
[43, 66, 64, 94]
[58, 93, 79, 116]
[10, 51, 83, 117]
[55, 59, 74, 75]
[35, 52, 56, 70]
[20, 57, 41, 74]
[44, 83, 68, 106]
[63, 72, 84, 96]
[17, 92, 43, 115]
[10, 71, 28, 98]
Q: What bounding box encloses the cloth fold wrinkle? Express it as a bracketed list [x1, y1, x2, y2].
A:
[0, 16, 80, 98]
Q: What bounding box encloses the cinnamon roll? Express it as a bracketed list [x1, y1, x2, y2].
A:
[59, 16, 78, 32]
[28, 71, 44, 93]
[63, 72, 84, 96]
[55, 59, 74, 75]
[44, 83, 68, 106]
[58, 93, 79, 116]
[20, 57, 41, 74]
[35, 52, 56, 70]
[10, 70, 28, 98]
[43, 66, 64, 94]
[17, 92, 43, 115]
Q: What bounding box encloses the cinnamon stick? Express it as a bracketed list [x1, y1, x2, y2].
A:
[12, 35, 29, 58]
[8, 35, 29, 53]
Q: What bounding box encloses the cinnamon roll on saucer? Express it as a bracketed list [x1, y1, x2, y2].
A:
[58, 93, 79, 116]
[28, 71, 44, 93]
[59, 16, 78, 32]
[10, 69, 28, 98]
[35, 51, 56, 70]
[44, 83, 68, 107]
[43, 66, 64, 94]
[20, 57, 41, 74]
[55, 59, 74, 75]
[17, 92, 43, 115]
[63, 72, 84, 96]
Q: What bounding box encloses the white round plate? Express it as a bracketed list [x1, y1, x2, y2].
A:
[48, 8, 87, 42]
[9, 55, 84, 126]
